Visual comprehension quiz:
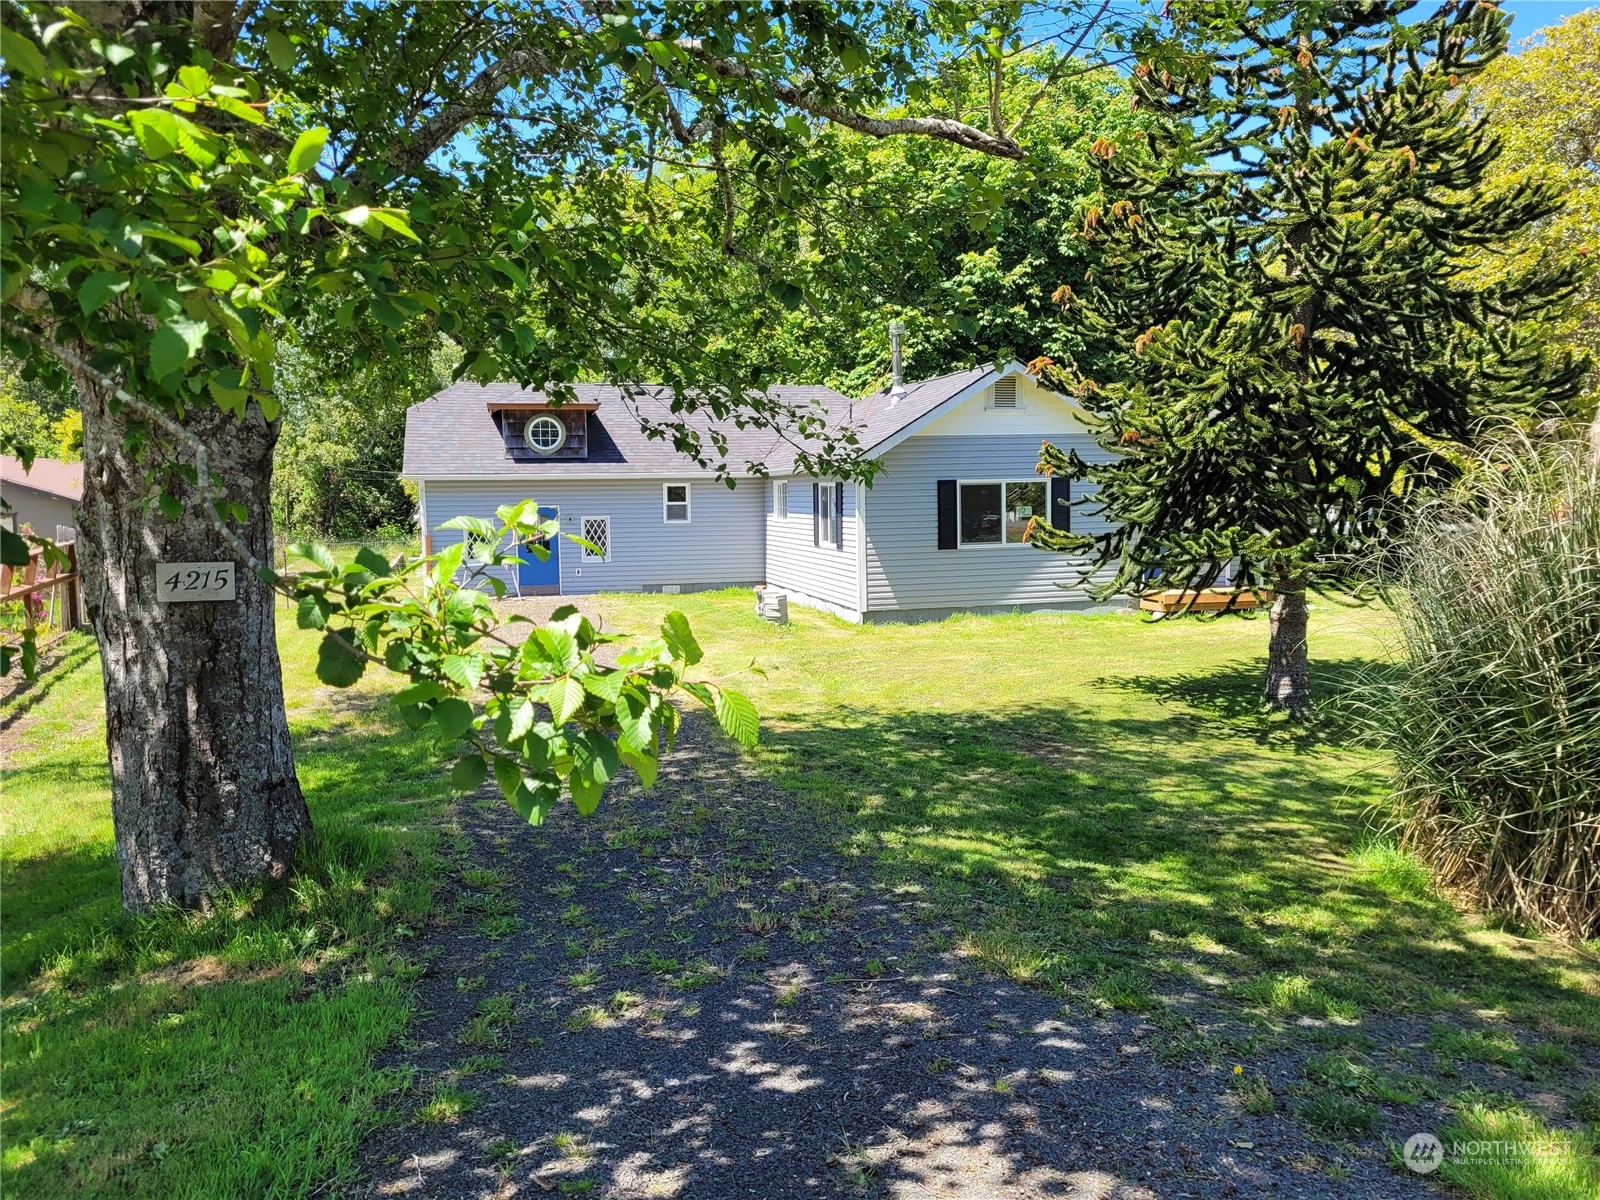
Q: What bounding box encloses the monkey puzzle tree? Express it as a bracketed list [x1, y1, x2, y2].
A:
[1029, 0, 1589, 715]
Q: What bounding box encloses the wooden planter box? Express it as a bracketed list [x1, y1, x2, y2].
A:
[1139, 587, 1274, 615]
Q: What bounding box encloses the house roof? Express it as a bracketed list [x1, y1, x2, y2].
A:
[0, 455, 83, 502]
[840, 363, 999, 456]
[401, 364, 1012, 480]
[404, 381, 852, 479]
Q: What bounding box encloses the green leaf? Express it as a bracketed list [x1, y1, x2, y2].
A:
[439, 515, 498, 539]
[451, 755, 488, 791]
[158, 493, 183, 520]
[1, 27, 48, 81]
[370, 208, 421, 242]
[290, 541, 337, 572]
[581, 671, 625, 704]
[264, 29, 295, 71]
[661, 611, 702, 665]
[295, 593, 330, 630]
[493, 755, 522, 801]
[712, 686, 760, 749]
[0, 526, 30, 568]
[509, 777, 559, 825]
[537, 626, 580, 673]
[568, 731, 619, 816]
[127, 108, 182, 159]
[441, 653, 484, 691]
[174, 64, 211, 97]
[78, 271, 125, 315]
[316, 633, 366, 687]
[393, 680, 446, 707]
[506, 695, 535, 743]
[432, 696, 474, 740]
[214, 94, 265, 125]
[149, 317, 207, 380]
[550, 675, 586, 725]
[353, 545, 391, 576]
[286, 127, 328, 176]
[339, 205, 371, 227]
[619, 746, 659, 789]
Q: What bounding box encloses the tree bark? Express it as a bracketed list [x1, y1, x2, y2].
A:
[77, 376, 310, 911]
[1264, 579, 1312, 715]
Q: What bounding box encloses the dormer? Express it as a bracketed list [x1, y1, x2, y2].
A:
[488, 399, 596, 461]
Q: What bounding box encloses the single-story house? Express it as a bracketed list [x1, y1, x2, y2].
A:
[401, 361, 1118, 623]
[0, 455, 82, 541]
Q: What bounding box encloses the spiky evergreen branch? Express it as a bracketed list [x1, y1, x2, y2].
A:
[1031, 0, 1589, 610]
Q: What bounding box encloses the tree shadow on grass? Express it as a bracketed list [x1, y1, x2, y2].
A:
[1099, 655, 1406, 753]
[755, 695, 1593, 1040]
[0, 632, 99, 732]
[357, 718, 1474, 1200]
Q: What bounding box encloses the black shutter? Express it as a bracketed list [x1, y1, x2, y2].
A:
[813, 482, 821, 546]
[936, 479, 957, 549]
[833, 483, 845, 548]
[1050, 477, 1071, 532]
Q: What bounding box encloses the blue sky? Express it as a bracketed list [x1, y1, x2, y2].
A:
[1504, 0, 1593, 44]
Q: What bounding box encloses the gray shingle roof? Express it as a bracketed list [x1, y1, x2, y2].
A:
[401, 365, 1002, 479]
[401, 381, 851, 479]
[840, 364, 996, 455]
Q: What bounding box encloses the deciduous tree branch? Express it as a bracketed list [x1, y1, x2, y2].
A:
[676, 39, 1025, 160]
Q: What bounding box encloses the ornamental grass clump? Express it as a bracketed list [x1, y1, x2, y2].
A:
[1368, 430, 1600, 940]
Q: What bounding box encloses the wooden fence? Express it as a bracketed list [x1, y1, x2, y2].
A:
[1, 541, 82, 650]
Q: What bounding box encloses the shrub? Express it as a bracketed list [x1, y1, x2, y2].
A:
[1363, 430, 1600, 939]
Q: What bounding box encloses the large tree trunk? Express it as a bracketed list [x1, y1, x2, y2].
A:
[1264, 578, 1311, 716]
[77, 376, 310, 911]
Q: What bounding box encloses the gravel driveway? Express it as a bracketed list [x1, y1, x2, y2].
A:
[355, 718, 1440, 1200]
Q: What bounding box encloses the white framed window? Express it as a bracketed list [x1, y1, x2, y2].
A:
[958, 480, 1046, 547]
[775, 480, 788, 519]
[814, 481, 843, 549]
[580, 516, 611, 562]
[523, 413, 567, 455]
[663, 483, 691, 523]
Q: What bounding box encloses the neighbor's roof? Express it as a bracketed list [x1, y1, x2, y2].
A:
[401, 381, 853, 479]
[401, 365, 1009, 480]
[0, 455, 83, 501]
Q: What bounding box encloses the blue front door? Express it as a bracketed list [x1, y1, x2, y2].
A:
[518, 507, 560, 593]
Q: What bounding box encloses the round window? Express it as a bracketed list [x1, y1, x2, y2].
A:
[523, 414, 567, 455]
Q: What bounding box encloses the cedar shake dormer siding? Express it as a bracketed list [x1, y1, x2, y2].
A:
[491, 405, 593, 461]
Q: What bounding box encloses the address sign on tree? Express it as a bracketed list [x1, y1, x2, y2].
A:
[156, 562, 236, 603]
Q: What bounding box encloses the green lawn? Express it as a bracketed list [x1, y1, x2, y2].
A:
[1, 615, 454, 1199]
[577, 591, 1600, 1196]
[3, 591, 1596, 1198]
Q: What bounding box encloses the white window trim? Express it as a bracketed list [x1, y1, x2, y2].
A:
[956, 479, 1046, 548]
[663, 482, 691, 524]
[524, 413, 568, 455]
[815, 480, 843, 549]
[580, 515, 611, 562]
[775, 480, 788, 520]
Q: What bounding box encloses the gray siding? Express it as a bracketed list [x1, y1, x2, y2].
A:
[424, 478, 764, 594]
[764, 478, 861, 615]
[863, 434, 1117, 613]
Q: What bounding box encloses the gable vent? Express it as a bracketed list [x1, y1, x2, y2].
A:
[991, 377, 1018, 408]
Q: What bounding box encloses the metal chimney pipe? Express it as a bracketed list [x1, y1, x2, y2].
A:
[889, 320, 906, 404]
